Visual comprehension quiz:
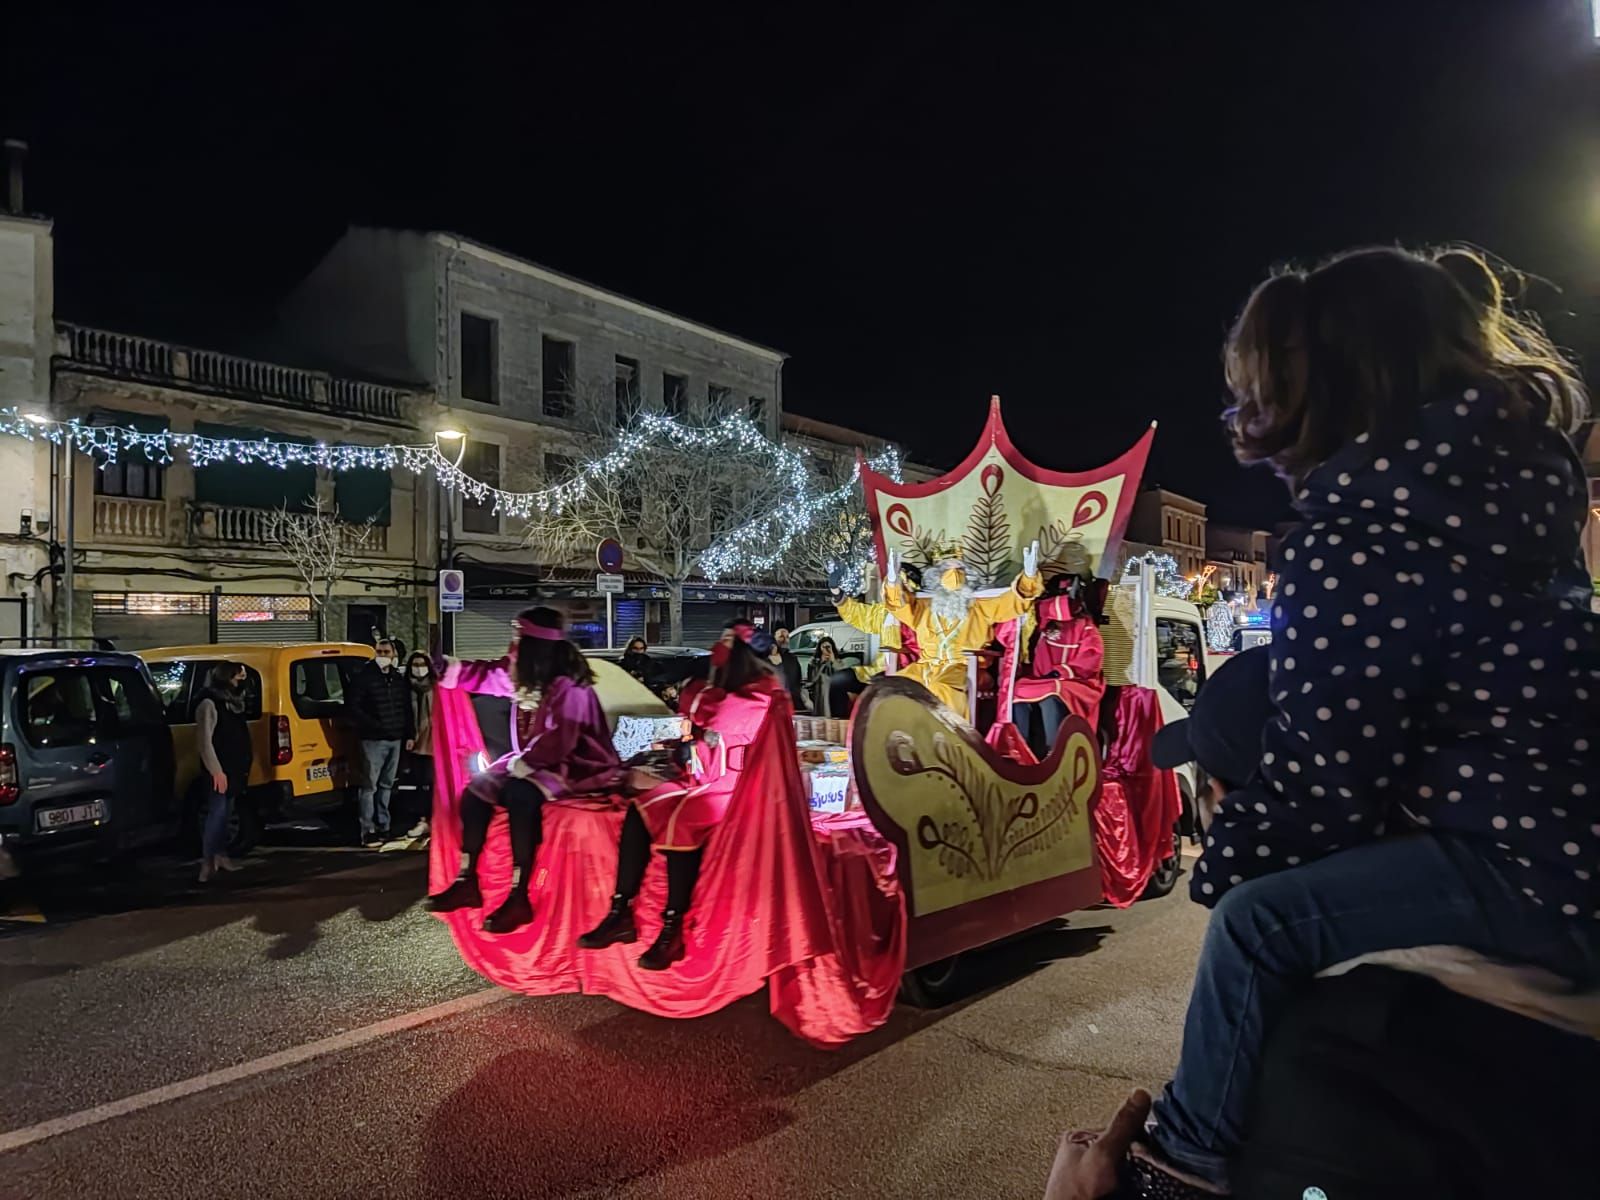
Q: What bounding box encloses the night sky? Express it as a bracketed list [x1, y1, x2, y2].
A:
[8, 2, 1598, 525]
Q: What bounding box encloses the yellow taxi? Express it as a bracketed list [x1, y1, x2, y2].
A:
[140, 642, 376, 850]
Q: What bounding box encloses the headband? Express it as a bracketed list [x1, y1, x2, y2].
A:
[514, 616, 564, 641]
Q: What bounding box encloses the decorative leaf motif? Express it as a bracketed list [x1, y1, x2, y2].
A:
[1070, 490, 1109, 530]
[962, 468, 1012, 588]
[1037, 519, 1091, 580]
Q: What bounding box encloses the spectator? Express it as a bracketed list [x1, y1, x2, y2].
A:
[805, 636, 854, 718]
[195, 661, 251, 882]
[769, 627, 805, 708]
[618, 636, 654, 687]
[401, 651, 436, 840]
[347, 638, 412, 845]
[1062, 246, 1600, 1197]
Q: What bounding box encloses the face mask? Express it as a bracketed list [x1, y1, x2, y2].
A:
[410, 665, 429, 679]
[375, 656, 395, 670]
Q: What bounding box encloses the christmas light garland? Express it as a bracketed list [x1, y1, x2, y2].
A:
[0, 407, 901, 582]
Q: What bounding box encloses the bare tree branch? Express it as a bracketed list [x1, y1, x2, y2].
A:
[265, 495, 376, 636]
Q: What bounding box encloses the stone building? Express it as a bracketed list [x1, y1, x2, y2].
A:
[1204, 523, 1272, 600]
[1125, 486, 1208, 577]
[278, 226, 797, 652]
[49, 325, 427, 648]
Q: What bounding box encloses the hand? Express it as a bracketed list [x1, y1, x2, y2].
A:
[1023, 539, 1040, 578]
[886, 550, 899, 586]
[211, 771, 229, 795]
[1043, 1089, 1151, 1200]
[404, 740, 415, 752]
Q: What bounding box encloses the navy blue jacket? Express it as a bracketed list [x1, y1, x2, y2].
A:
[1195, 381, 1600, 923]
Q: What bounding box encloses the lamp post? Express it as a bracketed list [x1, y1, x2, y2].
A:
[435, 429, 466, 654]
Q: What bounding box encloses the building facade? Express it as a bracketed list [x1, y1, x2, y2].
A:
[1204, 523, 1272, 600]
[49, 326, 428, 649]
[0, 201, 53, 644]
[1125, 487, 1208, 577]
[278, 227, 796, 653]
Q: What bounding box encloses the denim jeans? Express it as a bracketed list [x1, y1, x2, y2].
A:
[1151, 834, 1600, 1186]
[358, 738, 402, 835]
[202, 788, 231, 860]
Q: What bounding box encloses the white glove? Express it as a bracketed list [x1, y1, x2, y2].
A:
[886, 550, 899, 587]
[1022, 540, 1040, 578]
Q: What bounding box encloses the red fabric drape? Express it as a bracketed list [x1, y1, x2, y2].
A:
[428, 685, 906, 1047]
[1093, 686, 1182, 907]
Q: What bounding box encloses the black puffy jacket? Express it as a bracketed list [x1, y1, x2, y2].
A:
[347, 662, 412, 742]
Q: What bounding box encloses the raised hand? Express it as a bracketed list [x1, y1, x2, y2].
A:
[1022, 539, 1040, 578]
[886, 550, 900, 587]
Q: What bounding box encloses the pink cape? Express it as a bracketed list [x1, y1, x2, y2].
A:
[1094, 686, 1182, 907]
[428, 684, 906, 1047]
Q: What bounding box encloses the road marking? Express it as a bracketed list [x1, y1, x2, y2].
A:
[0, 986, 509, 1155]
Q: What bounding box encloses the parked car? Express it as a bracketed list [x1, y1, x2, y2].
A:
[582, 645, 710, 694]
[140, 642, 376, 852]
[0, 649, 176, 873]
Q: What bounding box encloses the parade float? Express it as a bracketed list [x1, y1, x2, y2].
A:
[429, 399, 1190, 1045]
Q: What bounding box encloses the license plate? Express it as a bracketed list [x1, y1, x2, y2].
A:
[36, 800, 106, 832]
[306, 762, 331, 782]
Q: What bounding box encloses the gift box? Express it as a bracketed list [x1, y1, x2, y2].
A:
[804, 763, 852, 813]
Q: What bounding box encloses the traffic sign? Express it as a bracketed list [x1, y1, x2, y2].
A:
[596, 573, 624, 594]
[439, 569, 465, 613]
[597, 538, 624, 572]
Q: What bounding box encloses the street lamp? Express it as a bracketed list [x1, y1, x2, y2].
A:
[434, 429, 467, 654]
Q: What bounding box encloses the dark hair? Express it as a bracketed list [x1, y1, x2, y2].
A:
[406, 651, 433, 675]
[205, 660, 244, 692]
[715, 622, 776, 693]
[375, 638, 397, 656]
[512, 606, 594, 691]
[1224, 246, 1587, 486]
[625, 637, 647, 653]
[815, 636, 839, 660]
[900, 563, 924, 591]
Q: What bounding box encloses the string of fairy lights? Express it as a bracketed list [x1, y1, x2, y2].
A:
[0, 407, 900, 583]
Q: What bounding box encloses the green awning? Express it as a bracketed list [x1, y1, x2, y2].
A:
[334, 467, 392, 527]
[193, 422, 316, 511]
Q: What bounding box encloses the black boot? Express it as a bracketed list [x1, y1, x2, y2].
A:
[638, 910, 686, 971]
[425, 872, 482, 913]
[578, 894, 637, 949]
[483, 888, 533, 934]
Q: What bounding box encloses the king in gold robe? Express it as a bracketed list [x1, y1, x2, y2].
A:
[881, 543, 1041, 719]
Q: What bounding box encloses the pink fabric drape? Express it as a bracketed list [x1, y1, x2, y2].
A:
[428, 685, 906, 1047]
[1093, 686, 1181, 907]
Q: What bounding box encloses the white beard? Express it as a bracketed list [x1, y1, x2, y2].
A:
[928, 577, 975, 626]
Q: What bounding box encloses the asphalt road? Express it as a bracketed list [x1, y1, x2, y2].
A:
[0, 843, 1206, 1200]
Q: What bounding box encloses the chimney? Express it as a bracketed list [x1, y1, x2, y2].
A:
[3, 139, 26, 214]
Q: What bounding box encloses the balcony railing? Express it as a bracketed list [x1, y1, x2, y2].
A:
[193, 503, 389, 555]
[56, 324, 410, 424]
[92, 496, 168, 543]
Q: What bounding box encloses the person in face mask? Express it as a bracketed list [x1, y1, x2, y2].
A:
[580, 620, 786, 970]
[195, 660, 252, 882]
[347, 638, 413, 845]
[400, 652, 436, 840]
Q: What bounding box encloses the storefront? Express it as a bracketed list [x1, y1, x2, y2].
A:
[90, 591, 318, 649]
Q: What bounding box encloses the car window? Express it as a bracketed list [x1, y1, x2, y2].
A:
[147, 660, 194, 721]
[19, 671, 99, 748]
[291, 656, 368, 719]
[789, 630, 818, 652]
[99, 668, 169, 732]
[1156, 617, 1206, 710]
[148, 661, 263, 723]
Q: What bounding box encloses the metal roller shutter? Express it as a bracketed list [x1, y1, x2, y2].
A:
[612, 599, 645, 645]
[679, 602, 743, 648]
[454, 600, 524, 659]
[216, 595, 317, 645]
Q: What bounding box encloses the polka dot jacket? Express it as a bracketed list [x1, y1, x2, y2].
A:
[1194, 384, 1600, 921]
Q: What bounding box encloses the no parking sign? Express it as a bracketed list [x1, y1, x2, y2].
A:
[439, 569, 465, 613]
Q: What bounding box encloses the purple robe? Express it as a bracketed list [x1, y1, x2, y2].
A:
[440, 658, 622, 801]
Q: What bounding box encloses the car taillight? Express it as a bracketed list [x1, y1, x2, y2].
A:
[0, 744, 16, 804]
[272, 716, 292, 766]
